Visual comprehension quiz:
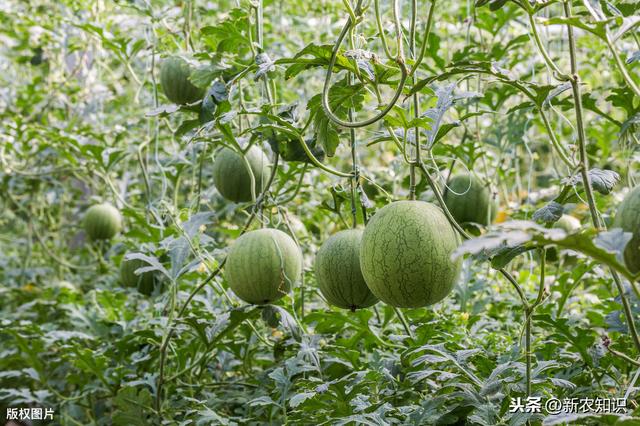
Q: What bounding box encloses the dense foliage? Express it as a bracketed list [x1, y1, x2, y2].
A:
[2, 0, 640, 425]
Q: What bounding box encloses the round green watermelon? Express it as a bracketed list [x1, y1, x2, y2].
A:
[83, 203, 122, 241]
[212, 146, 271, 203]
[554, 215, 581, 233]
[360, 201, 461, 308]
[225, 229, 302, 304]
[614, 186, 640, 273]
[443, 173, 497, 226]
[315, 229, 378, 310]
[160, 56, 204, 105]
[120, 255, 160, 296]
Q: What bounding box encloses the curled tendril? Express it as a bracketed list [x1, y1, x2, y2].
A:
[322, 0, 408, 129]
[322, 0, 437, 129]
[269, 124, 353, 178]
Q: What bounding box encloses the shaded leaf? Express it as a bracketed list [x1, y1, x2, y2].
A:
[533, 201, 564, 224]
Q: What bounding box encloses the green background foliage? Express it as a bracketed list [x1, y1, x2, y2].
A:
[1, 0, 640, 424]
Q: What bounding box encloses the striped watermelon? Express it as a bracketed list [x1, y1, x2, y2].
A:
[443, 173, 497, 226]
[315, 229, 378, 310]
[360, 201, 461, 308]
[614, 186, 640, 273]
[83, 203, 122, 241]
[212, 146, 271, 203]
[225, 229, 302, 304]
[160, 56, 204, 105]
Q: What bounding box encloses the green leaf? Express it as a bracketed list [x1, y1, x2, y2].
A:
[207, 306, 261, 346]
[455, 221, 636, 280]
[532, 201, 564, 223]
[611, 16, 640, 41]
[490, 244, 531, 269]
[594, 229, 632, 264]
[540, 16, 608, 40]
[533, 314, 595, 368]
[567, 168, 621, 195]
[200, 9, 251, 53]
[283, 43, 358, 80]
[267, 133, 325, 164]
[112, 387, 153, 426]
[175, 119, 200, 138]
[306, 80, 364, 156]
[489, 0, 508, 11]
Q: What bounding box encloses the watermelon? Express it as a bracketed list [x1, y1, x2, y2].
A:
[614, 186, 640, 273]
[120, 255, 160, 296]
[443, 173, 497, 226]
[360, 201, 461, 308]
[212, 146, 271, 203]
[160, 56, 204, 105]
[83, 203, 122, 241]
[225, 229, 302, 304]
[315, 229, 378, 310]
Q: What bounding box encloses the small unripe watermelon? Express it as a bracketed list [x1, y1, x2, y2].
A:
[160, 56, 204, 105]
[83, 203, 122, 241]
[360, 201, 461, 308]
[212, 146, 271, 203]
[120, 256, 160, 296]
[225, 229, 302, 304]
[315, 229, 378, 310]
[554, 215, 581, 233]
[443, 173, 497, 226]
[614, 186, 640, 273]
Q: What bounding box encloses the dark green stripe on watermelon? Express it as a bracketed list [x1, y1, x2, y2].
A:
[315, 229, 378, 310]
[360, 201, 461, 308]
[443, 173, 497, 226]
[212, 146, 271, 203]
[614, 186, 640, 273]
[160, 56, 204, 105]
[225, 229, 302, 305]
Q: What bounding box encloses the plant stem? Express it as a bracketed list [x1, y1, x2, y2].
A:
[269, 124, 352, 178]
[322, 0, 408, 128]
[155, 164, 275, 415]
[348, 74, 358, 228]
[563, 1, 640, 354]
[607, 346, 640, 367]
[194, 142, 208, 211]
[538, 108, 574, 168]
[408, 0, 420, 201]
[525, 249, 546, 399]
[525, 314, 532, 395]
[527, 10, 569, 80]
[408, 0, 437, 77]
[374, 0, 394, 61]
[605, 32, 640, 98]
[393, 307, 414, 339]
[417, 162, 529, 309]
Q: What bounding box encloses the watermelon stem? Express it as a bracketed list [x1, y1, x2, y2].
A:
[348, 72, 359, 229]
[418, 161, 530, 309]
[393, 307, 414, 340]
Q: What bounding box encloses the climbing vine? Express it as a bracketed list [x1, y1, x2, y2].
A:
[1, 0, 640, 424]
